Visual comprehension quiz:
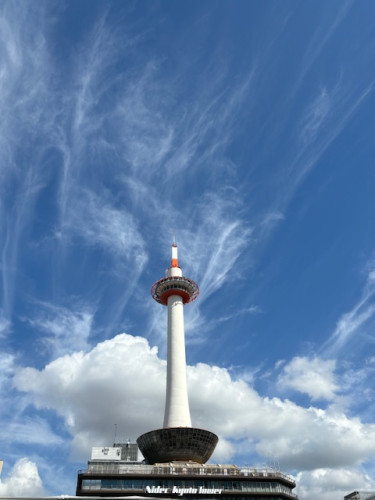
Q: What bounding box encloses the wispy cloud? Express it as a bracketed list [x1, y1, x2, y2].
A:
[0, 1, 253, 352]
[291, 2, 353, 94]
[0, 351, 15, 391]
[0, 416, 64, 447]
[300, 88, 331, 145]
[0, 308, 11, 337]
[275, 77, 375, 213]
[174, 192, 253, 301]
[60, 190, 148, 336]
[27, 303, 94, 358]
[0, 2, 59, 320]
[145, 191, 253, 343]
[321, 263, 375, 357]
[246, 4, 373, 223]
[216, 305, 262, 324]
[64, 189, 147, 268]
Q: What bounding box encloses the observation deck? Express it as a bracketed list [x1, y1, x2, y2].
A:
[151, 276, 199, 305]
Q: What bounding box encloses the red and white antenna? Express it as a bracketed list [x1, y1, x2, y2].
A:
[171, 240, 179, 268]
[151, 241, 199, 305]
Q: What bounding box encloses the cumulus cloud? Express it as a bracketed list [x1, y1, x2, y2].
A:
[0, 458, 46, 497]
[277, 356, 339, 401]
[13, 334, 375, 471]
[296, 467, 375, 500]
[13, 334, 165, 459]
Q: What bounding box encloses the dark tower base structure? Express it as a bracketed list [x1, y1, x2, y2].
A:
[76, 244, 298, 499]
[137, 427, 218, 464]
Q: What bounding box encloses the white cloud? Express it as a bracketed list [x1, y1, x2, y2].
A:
[28, 303, 94, 357]
[322, 265, 375, 357]
[0, 1, 59, 321]
[64, 189, 147, 267]
[114, 61, 175, 175]
[216, 305, 262, 324]
[277, 356, 339, 401]
[12, 334, 375, 471]
[59, 190, 148, 328]
[0, 458, 46, 497]
[296, 467, 375, 500]
[0, 352, 15, 390]
[0, 309, 11, 337]
[13, 334, 165, 459]
[146, 191, 252, 344]
[0, 417, 64, 447]
[300, 88, 331, 144]
[290, 2, 352, 97]
[177, 192, 253, 302]
[266, 73, 375, 219]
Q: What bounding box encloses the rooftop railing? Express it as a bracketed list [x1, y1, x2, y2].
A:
[80, 462, 295, 485]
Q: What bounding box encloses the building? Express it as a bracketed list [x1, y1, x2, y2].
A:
[77, 455, 297, 499]
[344, 493, 375, 500]
[76, 243, 298, 499]
[113, 442, 139, 462]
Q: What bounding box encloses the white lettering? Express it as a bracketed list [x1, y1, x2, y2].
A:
[145, 486, 170, 494]
[198, 487, 222, 494]
[172, 486, 199, 496]
[145, 485, 223, 495]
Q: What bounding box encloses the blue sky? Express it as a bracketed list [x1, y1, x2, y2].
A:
[1, 1, 375, 498]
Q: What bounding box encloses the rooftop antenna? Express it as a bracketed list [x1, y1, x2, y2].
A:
[114, 424, 117, 444]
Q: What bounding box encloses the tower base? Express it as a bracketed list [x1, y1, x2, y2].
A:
[137, 427, 218, 464]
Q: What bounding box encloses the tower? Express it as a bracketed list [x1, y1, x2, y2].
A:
[76, 242, 298, 499]
[137, 242, 218, 464]
[154, 241, 197, 428]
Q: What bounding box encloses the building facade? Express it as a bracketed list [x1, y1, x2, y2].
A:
[77, 453, 297, 499]
[345, 492, 375, 500]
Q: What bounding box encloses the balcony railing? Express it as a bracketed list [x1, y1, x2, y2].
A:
[79, 462, 295, 485]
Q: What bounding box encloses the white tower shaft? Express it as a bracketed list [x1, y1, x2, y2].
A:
[163, 294, 192, 428]
[151, 243, 198, 429]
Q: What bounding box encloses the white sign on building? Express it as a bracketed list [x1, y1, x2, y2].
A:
[91, 447, 122, 461]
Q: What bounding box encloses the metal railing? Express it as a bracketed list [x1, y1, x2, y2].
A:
[79, 462, 295, 484]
